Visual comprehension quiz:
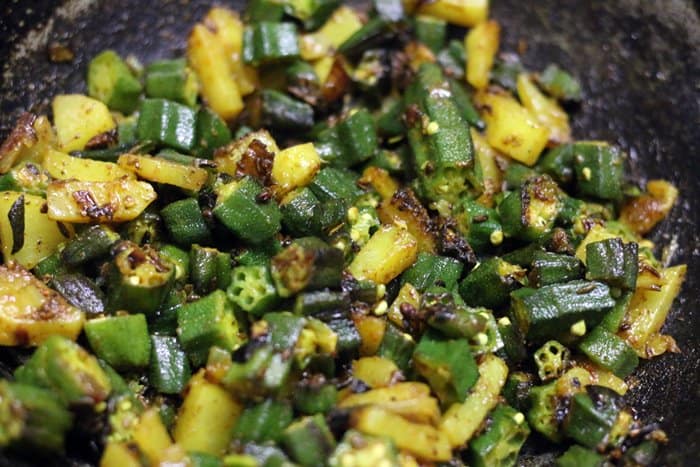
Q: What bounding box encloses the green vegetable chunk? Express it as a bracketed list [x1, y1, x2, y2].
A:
[413, 329, 478, 405]
[85, 314, 152, 370]
[468, 404, 531, 467]
[87, 50, 142, 113]
[227, 264, 279, 316]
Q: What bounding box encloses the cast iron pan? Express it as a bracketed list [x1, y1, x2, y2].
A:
[1, 1, 698, 465]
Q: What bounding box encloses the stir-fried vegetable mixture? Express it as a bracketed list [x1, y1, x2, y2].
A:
[0, 1, 686, 466]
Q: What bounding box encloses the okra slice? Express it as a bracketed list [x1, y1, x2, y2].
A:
[529, 251, 584, 288]
[329, 430, 399, 466]
[15, 335, 111, 405]
[144, 58, 198, 107]
[563, 386, 623, 449]
[280, 188, 322, 237]
[556, 445, 605, 467]
[149, 334, 191, 394]
[405, 63, 475, 203]
[468, 405, 530, 467]
[60, 224, 120, 267]
[106, 242, 175, 315]
[316, 108, 379, 168]
[293, 378, 338, 415]
[572, 143, 624, 202]
[85, 314, 151, 370]
[87, 50, 142, 114]
[415, 14, 447, 52]
[190, 245, 232, 295]
[401, 252, 463, 292]
[413, 329, 478, 405]
[377, 323, 415, 372]
[526, 381, 562, 441]
[137, 98, 197, 152]
[459, 257, 526, 309]
[578, 326, 639, 378]
[281, 414, 336, 467]
[213, 176, 282, 244]
[0, 380, 73, 453]
[309, 166, 363, 203]
[193, 107, 232, 159]
[285, 0, 340, 30]
[177, 290, 242, 366]
[498, 174, 563, 241]
[232, 399, 293, 443]
[161, 198, 211, 246]
[252, 89, 314, 131]
[454, 198, 503, 252]
[227, 264, 279, 316]
[270, 236, 344, 297]
[585, 238, 638, 291]
[510, 280, 615, 341]
[243, 22, 300, 66]
[50, 273, 106, 316]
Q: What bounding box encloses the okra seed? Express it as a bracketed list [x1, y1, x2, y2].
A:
[425, 121, 440, 135]
[570, 320, 586, 336]
[582, 167, 592, 180]
[373, 300, 388, 316]
[513, 412, 525, 424]
[490, 229, 504, 245]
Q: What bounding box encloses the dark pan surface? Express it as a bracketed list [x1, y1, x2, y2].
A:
[1, 1, 699, 465]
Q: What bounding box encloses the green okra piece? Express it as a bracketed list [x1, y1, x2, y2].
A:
[556, 445, 605, 467]
[161, 197, 211, 246]
[338, 17, 391, 57]
[256, 89, 315, 131]
[213, 176, 282, 244]
[270, 237, 344, 297]
[498, 174, 563, 242]
[60, 224, 120, 266]
[227, 264, 279, 316]
[293, 289, 350, 316]
[510, 280, 615, 341]
[454, 199, 503, 252]
[468, 404, 530, 467]
[309, 166, 363, 202]
[243, 22, 300, 66]
[563, 386, 623, 449]
[85, 314, 151, 370]
[232, 399, 294, 443]
[194, 107, 232, 159]
[50, 273, 106, 315]
[14, 335, 112, 406]
[144, 58, 198, 107]
[87, 49, 142, 114]
[158, 244, 190, 282]
[415, 15, 447, 52]
[293, 379, 338, 414]
[413, 329, 478, 405]
[377, 323, 415, 372]
[245, 0, 285, 23]
[539, 64, 583, 102]
[149, 334, 191, 394]
[529, 251, 584, 288]
[573, 143, 625, 201]
[578, 325, 639, 378]
[177, 289, 242, 367]
[316, 108, 379, 168]
[106, 242, 175, 315]
[0, 380, 73, 453]
[401, 252, 463, 292]
[404, 63, 475, 204]
[189, 244, 230, 294]
[281, 415, 336, 467]
[280, 187, 322, 237]
[137, 98, 197, 152]
[459, 257, 525, 309]
[585, 238, 638, 291]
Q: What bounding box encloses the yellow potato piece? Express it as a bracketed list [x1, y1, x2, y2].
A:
[0, 262, 84, 346]
[465, 20, 500, 90]
[46, 178, 157, 223]
[52, 94, 116, 152]
[44, 149, 133, 182]
[348, 224, 418, 284]
[118, 153, 209, 191]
